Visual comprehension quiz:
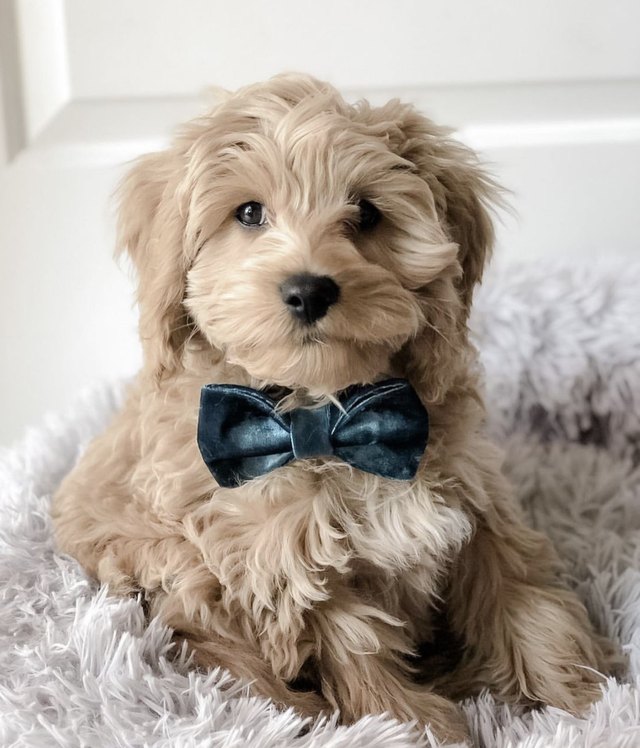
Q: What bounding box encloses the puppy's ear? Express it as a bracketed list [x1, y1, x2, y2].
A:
[116, 150, 191, 381]
[391, 104, 499, 313]
[370, 102, 500, 402]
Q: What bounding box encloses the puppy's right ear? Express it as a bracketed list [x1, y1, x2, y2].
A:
[116, 150, 191, 382]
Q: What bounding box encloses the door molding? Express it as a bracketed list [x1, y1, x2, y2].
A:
[0, 0, 70, 164]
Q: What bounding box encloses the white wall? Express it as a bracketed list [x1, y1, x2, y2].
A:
[1, 0, 639, 446]
[63, 0, 640, 94]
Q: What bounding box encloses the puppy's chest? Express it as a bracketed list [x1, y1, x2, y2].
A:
[325, 476, 472, 572]
[205, 469, 472, 578]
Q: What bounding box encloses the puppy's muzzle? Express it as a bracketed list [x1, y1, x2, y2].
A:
[280, 273, 340, 324]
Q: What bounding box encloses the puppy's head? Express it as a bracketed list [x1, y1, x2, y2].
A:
[118, 74, 498, 400]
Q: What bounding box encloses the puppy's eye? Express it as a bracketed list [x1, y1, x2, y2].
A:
[357, 199, 381, 231]
[235, 201, 267, 228]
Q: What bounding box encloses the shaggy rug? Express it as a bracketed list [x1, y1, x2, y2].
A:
[1, 261, 639, 748]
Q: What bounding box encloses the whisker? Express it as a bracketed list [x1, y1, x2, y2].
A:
[184, 326, 201, 347]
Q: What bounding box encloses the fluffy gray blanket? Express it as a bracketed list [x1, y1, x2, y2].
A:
[1, 262, 639, 747]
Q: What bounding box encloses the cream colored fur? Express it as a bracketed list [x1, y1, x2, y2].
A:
[51, 74, 615, 744]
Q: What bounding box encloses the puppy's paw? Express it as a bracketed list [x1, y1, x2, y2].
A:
[536, 672, 603, 716]
[409, 690, 470, 745]
[594, 632, 627, 680]
[528, 626, 621, 716]
[335, 684, 469, 744]
[519, 637, 607, 716]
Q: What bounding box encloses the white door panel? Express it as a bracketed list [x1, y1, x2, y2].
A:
[63, 0, 640, 95]
[0, 162, 140, 446]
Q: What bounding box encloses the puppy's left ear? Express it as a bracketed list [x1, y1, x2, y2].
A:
[116, 149, 192, 382]
[392, 105, 499, 313]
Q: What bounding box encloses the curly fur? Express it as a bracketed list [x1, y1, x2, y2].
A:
[51, 74, 615, 744]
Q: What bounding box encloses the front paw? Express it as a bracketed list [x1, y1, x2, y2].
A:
[532, 670, 603, 716]
[375, 689, 470, 745]
[509, 589, 613, 716]
[416, 693, 470, 745]
[519, 632, 609, 716]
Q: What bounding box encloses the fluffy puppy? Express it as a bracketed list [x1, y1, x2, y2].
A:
[52, 74, 612, 743]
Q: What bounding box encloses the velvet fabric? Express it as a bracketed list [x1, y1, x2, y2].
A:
[197, 378, 429, 488]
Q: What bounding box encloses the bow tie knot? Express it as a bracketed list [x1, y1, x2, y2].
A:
[290, 406, 334, 459]
[197, 378, 429, 488]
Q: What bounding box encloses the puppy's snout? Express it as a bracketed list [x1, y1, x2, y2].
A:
[280, 274, 340, 324]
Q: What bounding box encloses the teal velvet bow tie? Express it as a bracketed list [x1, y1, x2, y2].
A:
[197, 378, 429, 488]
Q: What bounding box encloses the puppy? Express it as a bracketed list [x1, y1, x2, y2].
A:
[52, 74, 612, 743]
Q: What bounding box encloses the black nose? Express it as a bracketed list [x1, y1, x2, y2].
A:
[280, 273, 341, 324]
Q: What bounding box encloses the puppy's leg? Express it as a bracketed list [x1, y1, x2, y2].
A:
[54, 482, 327, 715]
[170, 625, 328, 718]
[310, 595, 469, 743]
[442, 509, 610, 713]
[110, 540, 328, 717]
[61, 519, 329, 717]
